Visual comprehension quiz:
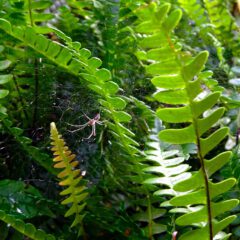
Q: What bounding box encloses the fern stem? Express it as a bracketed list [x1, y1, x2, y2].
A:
[181, 57, 214, 240]
[182, 58, 213, 240]
[184, 90, 213, 239]
[147, 194, 153, 240]
[28, 0, 34, 27]
[12, 75, 29, 122]
[194, 126, 213, 239]
[28, 0, 39, 129]
[32, 59, 39, 128]
[166, 35, 213, 239]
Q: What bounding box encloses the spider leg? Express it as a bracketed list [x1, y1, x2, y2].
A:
[67, 122, 89, 128]
[83, 130, 94, 139]
[67, 128, 86, 133]
[83, 113, 92, 121]
[83, 125, 96, 140]
[96, 120, 107, 125]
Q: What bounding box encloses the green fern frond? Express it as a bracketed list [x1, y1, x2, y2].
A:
[0, 210, 55, 240]
[229, 145, 240, 188]
[0, 113, 56, 175]
[0, 47, 12, 114]
[0, 19, 145, 189]
[144, 123, 190, 200]
[203, 0, 240, 56]
[0, 0, 53, 28]
[140, 121, 189, 237]
[178, 0, 209, 28]
[134, 2, 239, 239]
[177, 0, 225, 65]
[0, 19, 137, 151]
[50, 122, 88, 234]
[26, 0, 53, 26]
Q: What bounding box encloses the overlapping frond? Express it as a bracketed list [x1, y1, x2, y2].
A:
[140, 122, 189, 238]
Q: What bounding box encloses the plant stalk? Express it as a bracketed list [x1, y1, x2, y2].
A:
[12, 75, 29, 122]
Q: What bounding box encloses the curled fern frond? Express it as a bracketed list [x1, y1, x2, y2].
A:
[50, 122, 88, 234]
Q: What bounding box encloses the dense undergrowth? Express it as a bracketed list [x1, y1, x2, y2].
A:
[0, 0, 240, 239]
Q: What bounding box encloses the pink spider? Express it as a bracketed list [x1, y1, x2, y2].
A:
[67, 113, 104, 139]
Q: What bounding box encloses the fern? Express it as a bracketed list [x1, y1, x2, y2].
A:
[50, 122, 88, 235]
[229, 145, 240, 188]
[203, 0, 240, 56]
[0, 19, 146, 192]
[0, 14, 156, 239]
[57, 6, 81, 36]
[134, 2, 239, 239]
[0, 209, 55, 240]
[0, 47, 12, 114]
[177, 0, 225, 65]
[0, 0, 53, 29]
[26, 0, 53, 27]
[144, 122, 190, 201]
[0, 113, 56, 175]
[178, 0, 209, 28]
[0, 47, 56, 174]
[139, 120, 189, 238]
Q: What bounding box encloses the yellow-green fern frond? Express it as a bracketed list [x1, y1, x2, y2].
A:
[50, 122, 88, 234]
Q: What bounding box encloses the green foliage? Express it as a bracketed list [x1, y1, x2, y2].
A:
[203, 0, 240, 55]
[0, 47, 12, 114]
[0, 179, 54, 219]
[134, 1, 239, 239]
[0, 209, 56, 240]
[0, 0, 239, 239]
[141, 122, 189, 238]
[0, 0, 53, 27]
[0, 18, 139, 154]
[0, 113, 56, 174]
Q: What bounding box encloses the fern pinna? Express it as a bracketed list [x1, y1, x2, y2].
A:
[50, 122, 88, 235]
[0, 47, 12, 114]
[0, 210, 55, 240]
[134, 2, 239, 240]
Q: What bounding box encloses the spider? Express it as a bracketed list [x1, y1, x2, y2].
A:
[67, 113, 104, 139]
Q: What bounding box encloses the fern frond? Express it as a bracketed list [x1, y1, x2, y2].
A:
[0, 113, 56, 175]
[178, 0, 210, 30]
[26, 0, 53, 26]
[0, 0, 53, 28]
[177, 0, 225, 65]
[229, 145, 240, 188]
[0, 19, 145, 190]
[140, 121, 189, 238]
[50, 122, 88, 234]
[0, 48, 12, 114]
[144, 123, 190, 200]
[203, 0, 240, 56]
[134, 2, 239, 239]
[0, 210, 55, 240]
